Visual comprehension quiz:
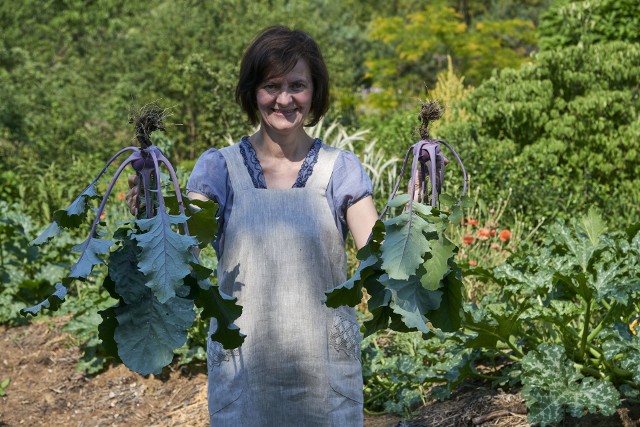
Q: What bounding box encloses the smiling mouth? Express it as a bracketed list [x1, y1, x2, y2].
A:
[272, 108, 297, 114]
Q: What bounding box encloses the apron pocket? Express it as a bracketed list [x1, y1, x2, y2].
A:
[207, 339, 246, 413]
[327, 308, 364, 404]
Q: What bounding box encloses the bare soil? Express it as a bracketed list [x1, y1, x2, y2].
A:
[1, 318, 639, 427]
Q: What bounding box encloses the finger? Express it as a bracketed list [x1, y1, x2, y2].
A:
[128, 174, 139, 189]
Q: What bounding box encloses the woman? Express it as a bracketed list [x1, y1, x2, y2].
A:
[134, 26, 377, 426]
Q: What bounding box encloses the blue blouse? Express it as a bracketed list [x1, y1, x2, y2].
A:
[186, 137, 373, 257]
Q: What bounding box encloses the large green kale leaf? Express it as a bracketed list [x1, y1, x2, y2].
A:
[325, 195, 462, 335]
[53, 183, 101, 229]
[69, 236, 114, 279]
[381, 210, 437, 280]
[188, 262, 245, 349]
[133, 211, 198, 303]
[113, 291, 195, 375]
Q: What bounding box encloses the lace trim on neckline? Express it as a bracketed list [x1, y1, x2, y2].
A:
[239, 136, 321, 189]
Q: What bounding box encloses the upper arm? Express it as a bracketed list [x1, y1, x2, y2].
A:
[346, 195, 378, 250]
[185, 148, 231, 259]
[185, 148, 228, 204]
[330, 150, 377, 249]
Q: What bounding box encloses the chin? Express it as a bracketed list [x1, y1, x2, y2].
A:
[265, 118, 305, 133]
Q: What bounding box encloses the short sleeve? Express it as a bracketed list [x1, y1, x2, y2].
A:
[186, 148, 228, 203]
[327, 150, 373, 240]
[186, 148, 232, 258]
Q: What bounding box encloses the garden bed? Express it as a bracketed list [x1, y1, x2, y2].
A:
[0, 318, 638, 426]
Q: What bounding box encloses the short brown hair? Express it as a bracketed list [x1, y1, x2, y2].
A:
[235, 26, 330, 127]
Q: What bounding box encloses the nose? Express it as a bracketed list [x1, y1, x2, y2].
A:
[276, 90, 292, 105]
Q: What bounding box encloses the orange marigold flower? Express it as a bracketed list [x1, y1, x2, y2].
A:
[117, 191, 126, 202]
[499, 229, 511, 242]
[489, 229, 496, 236]
[466, 218, 479, 226]
[630, 319, 639, 335]
[462, 235, 475, 244]
[100, 211, 107, 220]
[468, 260, 478, 267]
[477, 228, 491, 240]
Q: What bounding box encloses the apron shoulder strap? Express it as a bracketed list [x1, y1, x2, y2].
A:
[219, 143, 254, 191]
[306, 143, 340, 191]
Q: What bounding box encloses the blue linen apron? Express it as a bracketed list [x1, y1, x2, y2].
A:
[207, 142, 363, 426]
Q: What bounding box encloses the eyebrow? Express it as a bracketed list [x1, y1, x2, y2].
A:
[263, 77, 308, 85]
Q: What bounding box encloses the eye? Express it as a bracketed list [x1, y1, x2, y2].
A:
[290, 82, 306, 91]
[262, 83, 278, 92]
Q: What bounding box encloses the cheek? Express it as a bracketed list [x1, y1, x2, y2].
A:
[256, 91, 271, 108]
[300, 91, 313, 109]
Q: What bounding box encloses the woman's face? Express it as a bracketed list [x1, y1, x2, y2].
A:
[256, 59, 313, 136]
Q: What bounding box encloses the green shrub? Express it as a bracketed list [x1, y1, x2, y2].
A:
[437, 41, 640, 226]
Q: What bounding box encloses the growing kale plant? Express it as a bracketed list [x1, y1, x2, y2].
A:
[22, 105, 244, 375]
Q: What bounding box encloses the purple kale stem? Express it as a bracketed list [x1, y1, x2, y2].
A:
[148, 149, 165, 214]
[411, 154, 420, 202]
[434, 139, 468, 197]
[155, 151, 191, 237]
[379, 146, 414, 219]
[82, 151, 140, 258]
[139, 167, 154, 218]
[406, 142, 421, 211]
[425, 143, 437, 207]
[76, 146, 139, 201]
[420, 162, 427, 203]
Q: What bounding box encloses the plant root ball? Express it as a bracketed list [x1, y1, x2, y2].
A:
[129, 104, 169, 148]
[418, 100, 444, 140]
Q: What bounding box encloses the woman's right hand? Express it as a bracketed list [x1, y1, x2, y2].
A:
[125, 174, 140, 215]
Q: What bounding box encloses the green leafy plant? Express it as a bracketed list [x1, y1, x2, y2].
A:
[538, 0, 640, 50]
[456, 208, 640, 425]
[326, 100, 469, 337]
[361, 329, 476, 415]
[326, 193, 465, 336]
[0, 377, 9, 397]
[21, 105, 243, 375]
[0, 202, 72, 325]
[449, 189, 544, 302]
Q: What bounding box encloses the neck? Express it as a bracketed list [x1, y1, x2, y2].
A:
[250, 127, 313, 161]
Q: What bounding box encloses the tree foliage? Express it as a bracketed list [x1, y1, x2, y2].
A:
[0, 0, 557, 179]
[538, 0, 640, 50]
[362, 0, 543, 111]
[0, 0, 372, 170]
